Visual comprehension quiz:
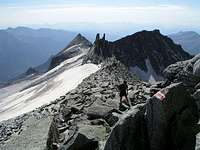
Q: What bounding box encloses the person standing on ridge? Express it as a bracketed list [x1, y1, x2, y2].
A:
[118, 81, 130, 108]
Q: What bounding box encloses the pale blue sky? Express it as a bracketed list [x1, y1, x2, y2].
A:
[0, 0, 200, 6]
[1, 0, 200, 34]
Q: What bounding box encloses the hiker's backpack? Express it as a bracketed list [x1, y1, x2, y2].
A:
[118, 84, 123, 91]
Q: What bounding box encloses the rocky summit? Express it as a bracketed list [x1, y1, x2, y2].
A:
[84, 30, 191, 82]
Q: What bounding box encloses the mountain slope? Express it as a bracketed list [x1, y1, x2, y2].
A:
[0, 34, 97, 122]
[0, 27, 76, 82]
[169, 31, 200, 55]
[3, 33, 92, 88]
[49, 33, 92, 70]
[84, 30, 191, 82]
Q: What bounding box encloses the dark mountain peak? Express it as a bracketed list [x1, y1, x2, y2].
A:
[136, 29, 160, 35]
[84, 30, 191, 81]
[65, 33, 91, 49]
[117, 29, 162, 42]
[49, 34, 92, 70]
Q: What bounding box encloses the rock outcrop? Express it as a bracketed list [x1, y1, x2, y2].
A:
[104, 104, 149, 150]
[163, 54, 200, 88]
[147, 83, 199, 150]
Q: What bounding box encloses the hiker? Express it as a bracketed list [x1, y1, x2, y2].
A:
[118, 81, 130, 107]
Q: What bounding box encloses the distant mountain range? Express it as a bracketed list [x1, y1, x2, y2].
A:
[169, 31, 200, 55]
[0, 27, 76, 82]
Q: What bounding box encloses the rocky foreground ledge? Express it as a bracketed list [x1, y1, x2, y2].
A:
[0, 58, 150, 150]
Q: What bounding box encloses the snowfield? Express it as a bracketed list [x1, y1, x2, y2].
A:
[0, 58, 100, 122]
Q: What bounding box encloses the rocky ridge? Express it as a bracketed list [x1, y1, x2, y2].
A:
[0, 58, 151, 149]
[46, 58, 151, 149]
[84, 30, 191, 81]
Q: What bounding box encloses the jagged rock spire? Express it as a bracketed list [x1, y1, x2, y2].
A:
[95, 33, 106, 43]
[102, 33, 105, 41]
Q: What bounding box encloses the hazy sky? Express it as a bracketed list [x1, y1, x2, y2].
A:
[1, 0, 200, 34]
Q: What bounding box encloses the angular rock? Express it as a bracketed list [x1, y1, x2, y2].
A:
[146, 83, 199, 150]
[85, 103, 116, 120]
[163, 54, 200, 87]
[62, 132, 98, 150]
[103, 104, 148, 150]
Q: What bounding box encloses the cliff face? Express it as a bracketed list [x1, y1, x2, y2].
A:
[84, 30, 191, 81]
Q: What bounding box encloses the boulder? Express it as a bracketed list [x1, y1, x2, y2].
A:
[60, 132, 98, 150]
[103, 104, 148, 150]
[163, 54, 200, 88]
[58, 122, 107, 150]
[146, 83, 199, 150]
[85, 104, 114, 120]
[85, 102, 120, 126]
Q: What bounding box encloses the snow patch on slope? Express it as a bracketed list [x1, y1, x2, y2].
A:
[62, 44, 90, 54]
[130, 59, 163, 83]
[0, 63, 100, 122]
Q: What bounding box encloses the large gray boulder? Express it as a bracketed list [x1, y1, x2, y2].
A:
[146, 83, 200, 150]
[163, 54, 200, 87]
[103, 104, 149, 150]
